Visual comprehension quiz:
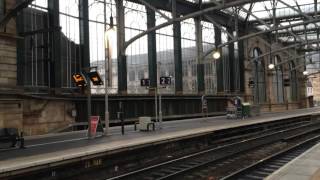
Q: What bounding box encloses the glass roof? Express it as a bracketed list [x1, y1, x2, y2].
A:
[185, 0, 320, 46]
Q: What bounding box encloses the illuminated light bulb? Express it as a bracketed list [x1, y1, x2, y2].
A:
[268, 64, 275, 70]
[212, 50, 221, 60]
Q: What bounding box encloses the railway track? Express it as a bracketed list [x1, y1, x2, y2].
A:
[221, 133, 320, 180]
[107, 117, 320, 180]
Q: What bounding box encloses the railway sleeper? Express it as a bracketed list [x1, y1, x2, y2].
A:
[258, 167, 275, 173]
[158, 169, 177, 174]
[243, 174, 263, 179]
[251, 170, 271, 176]
[264, 164, 281, 169]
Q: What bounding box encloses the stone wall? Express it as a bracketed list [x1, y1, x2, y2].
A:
[0, 0, 76, 135]
[0, 34, 17, 87]
[312, 74, 320, 104]
[243, 35, 306, 112]
[0, 0, 22, 130]
[0, 0, 17, 88]
[23, 99, 75, 136]
[0, 100, 23, 131]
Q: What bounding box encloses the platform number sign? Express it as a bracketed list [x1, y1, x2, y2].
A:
[284, 78, 290, 87]
[160, 76, 171, 86]
[140, 78, 150, 87]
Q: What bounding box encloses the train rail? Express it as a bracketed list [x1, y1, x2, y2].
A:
[221, 132, 320, 180]
[107, 116, 320, 180]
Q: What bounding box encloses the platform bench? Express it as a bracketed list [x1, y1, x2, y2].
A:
[134, 117, 155, 131]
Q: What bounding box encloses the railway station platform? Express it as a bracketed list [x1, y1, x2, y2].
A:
[267, 140, 320, 180]
[1, 107, 320, 179]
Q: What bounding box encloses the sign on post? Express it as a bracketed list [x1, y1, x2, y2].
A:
[248, 79, 255, 88]
[284, 78, 290, 87]
[140, 78, 150, 87]
[89, 116, 100, 138]
[201, 95, 208, 117]
[201, 95, 207, 110]
[160, 76, 171, 86]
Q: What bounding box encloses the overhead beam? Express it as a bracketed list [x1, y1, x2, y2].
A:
[276, 27, 319, 36]
[248, 39, 320, 63]
[244, 3, 254, 23]
[124, 0, 267, 51]
[203, 0, 317, 58]
[128, 0, 244, 28]
[136, 0, 170, 20]
[248, 11, 320, 25]
[0, 0, 34, 28]
[201, 0, 266, 8]
[203, 17, 320, 59]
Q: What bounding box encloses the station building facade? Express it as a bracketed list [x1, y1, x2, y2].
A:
[0, 0, 308, 135]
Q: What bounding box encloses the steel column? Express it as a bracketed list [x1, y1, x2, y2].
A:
[172, 0, 183, 94]
[79, 0, 90, 68]
[195, 17, 204, 94]
[227, 27, 235, 92]
[146, 7, 157, 91]
[215, 26, 223, 92]
[48, 0, 62, 91]
[238, 30, 245, 92]
[79, 0, 91, 132]
[116, 0, 127, 94]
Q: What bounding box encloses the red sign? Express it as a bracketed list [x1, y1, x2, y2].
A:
[90, 116, 100, 138]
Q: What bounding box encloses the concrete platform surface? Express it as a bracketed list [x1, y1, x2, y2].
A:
[0, 107, 320, 174]
[267, 142, 320, 180]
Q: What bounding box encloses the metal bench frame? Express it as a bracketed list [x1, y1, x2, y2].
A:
[0, 129, 25, 149]
[134, 121, 155, 131]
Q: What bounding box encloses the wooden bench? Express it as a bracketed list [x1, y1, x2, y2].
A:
[0, 128, 24, 148]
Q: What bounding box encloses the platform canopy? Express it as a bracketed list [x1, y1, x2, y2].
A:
[182, 0, 320, 74]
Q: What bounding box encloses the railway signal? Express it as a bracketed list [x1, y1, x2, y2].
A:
[87, 71, 103, 86]
[72, 73, 87, 87]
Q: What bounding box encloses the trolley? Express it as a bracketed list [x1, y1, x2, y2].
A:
[226, 106, 242, 119]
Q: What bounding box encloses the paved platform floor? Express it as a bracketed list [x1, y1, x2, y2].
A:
[1, 107, 320, 175]
[267, 142, 320, 180]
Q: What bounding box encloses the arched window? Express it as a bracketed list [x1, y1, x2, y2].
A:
[289, 61, 298, 101]
[273, 55, 284, 103]
[253, 48, 266, 103]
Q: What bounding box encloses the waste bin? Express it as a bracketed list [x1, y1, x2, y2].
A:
[241, 102, 251, 117]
